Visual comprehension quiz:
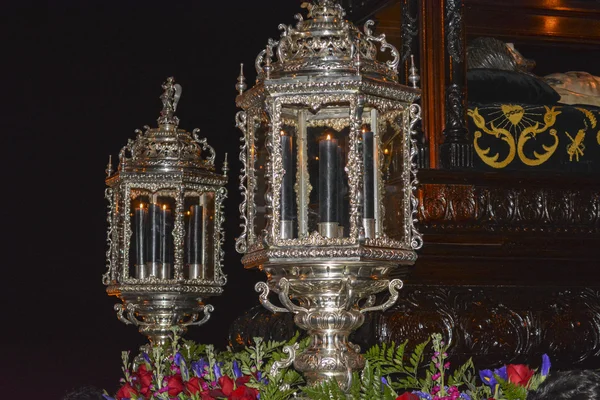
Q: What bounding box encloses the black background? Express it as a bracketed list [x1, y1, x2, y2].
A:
[4, 1, 303, 398]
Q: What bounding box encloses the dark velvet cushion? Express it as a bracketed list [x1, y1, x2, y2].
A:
[467, 68, 561, 105]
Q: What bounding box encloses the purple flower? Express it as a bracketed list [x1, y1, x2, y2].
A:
[213, 362, 222, 380]
[495, 365, 508, 381]
[541, 354, 551, 377]
[102, 396, 115, 400]
[381, 376, 389, 385]
[192, 358, 209, 378]
[432, 372, 441, 381]
[479, 369, 498, 388]
[142, 353, 151, 363]
[459, 393, 471, 400]
[256, 371, 269, 385]
[233, 360, 242, 379]
[174, 352, 184, 367]
[413, 391, 432, 400]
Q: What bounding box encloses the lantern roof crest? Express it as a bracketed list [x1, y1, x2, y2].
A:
[114, 77, 220, 176]
[255, 0, 400, 81]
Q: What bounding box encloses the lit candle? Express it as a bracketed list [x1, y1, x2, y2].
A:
[186, 205, 203, 270]
[362, 129, 375, 219]
[337, 144, 344, 228]
[319, 133, 339, 224]
[134, 203, 147, 278]
[159, 204, 173, 278]
[146, 203, 161, 277]
[280, 131, 294, 222]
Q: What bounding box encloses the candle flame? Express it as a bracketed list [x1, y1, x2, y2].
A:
[326, 134, 331, 140]
[384, 148, 389, 154]
[280, 130, 285, 136]
[163, 204, 167, 211]
[140, 203, 144, 210]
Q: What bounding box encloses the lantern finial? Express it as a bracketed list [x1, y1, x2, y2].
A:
[408, 54, 420, 88]
[236, 64, 247, 95]
[157, 76, 182, 127]
[105, 155, 113, 177]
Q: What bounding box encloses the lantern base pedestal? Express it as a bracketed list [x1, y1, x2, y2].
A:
[293, 312, 365, 389]
[256, 264, 405, 391]
[109, 289, 218, 345]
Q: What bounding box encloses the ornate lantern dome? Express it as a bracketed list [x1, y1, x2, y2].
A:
[259, 0, 399, 81]
[103, 77, 228, 345]
[234, 0, 422, 389]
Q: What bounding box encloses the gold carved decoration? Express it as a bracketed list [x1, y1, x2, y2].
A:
[469, 107, 516, 169]
[469, 105, 562, 168]
[575, 107, 600, 147]
[566, 129, 586, 162]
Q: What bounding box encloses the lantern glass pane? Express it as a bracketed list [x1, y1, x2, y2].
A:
[304, 112, 350, 239]
[252, 117, 269, 240]
[128, 191, 175, 280]
[380, 113, 406, 242]
[279, 121, 298, 239]
[183, 191, 215, 280]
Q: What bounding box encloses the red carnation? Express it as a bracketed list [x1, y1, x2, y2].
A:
[507, 364, 535, 387]
[396, 392, 420, 400]
[230, 385, 259, 400]
[219, 375, 235, 396]
[116, 383, 139, 399]
[136, 364, 153, 398]
[185, 376, 203, 395]
[165, 374, 184, 396]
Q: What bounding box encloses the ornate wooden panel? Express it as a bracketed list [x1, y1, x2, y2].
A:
[230, 285, 600, 370]
[230, 170, 600, 370]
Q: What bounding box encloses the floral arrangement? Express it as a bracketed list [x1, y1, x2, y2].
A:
[104, 330, 551, 400]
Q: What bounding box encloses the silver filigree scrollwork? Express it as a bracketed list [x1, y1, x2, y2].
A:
[185, 304, 214, 328]
[192, 129, 216, 166]
[255, 281, 290, 313]
[363, 20, 400, 72]
[277, 278, 308, 314]
[214, 186, 228, 286]
[235, 111, 249, 253]
[115, 303, 134, 325]
[408, 103, 423, 249]
[359, 279, 404, 313]
[269, 342, 299, 378]
[255, 38, 279, 76]
[103, 187, 115, 285]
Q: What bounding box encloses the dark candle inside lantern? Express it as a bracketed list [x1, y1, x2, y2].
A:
[146, 203, 161, 276]
[336, 144, 344, 228]
[319, 133, 338, 223]
[186, 205, 203, 265]
[160, 205, 173, 266]
[281, 132, 294, 221]
[362, 130, 375, 219]
[134, 203, 147, 276]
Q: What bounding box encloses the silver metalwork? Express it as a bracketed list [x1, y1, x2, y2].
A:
[235, 0, 422, 390]
[408, 54, 420, 89]
[104, 77, 228, 345]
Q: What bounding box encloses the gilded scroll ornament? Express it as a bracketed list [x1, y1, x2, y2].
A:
[469, 105, 564, 168]
[469, 107, 516, 168]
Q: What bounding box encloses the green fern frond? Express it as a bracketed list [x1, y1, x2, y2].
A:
[301, 378, 347, 400]
[497, 376, 528, 400]
[448, 358, 475, 387]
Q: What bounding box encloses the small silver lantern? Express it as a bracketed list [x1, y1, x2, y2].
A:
[103, 77, 228, 345]
[234, 0, 422, 388]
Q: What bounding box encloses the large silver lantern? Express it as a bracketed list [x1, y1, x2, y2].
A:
[234, 0, 422, 388]
[103, 77, 228, 345]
